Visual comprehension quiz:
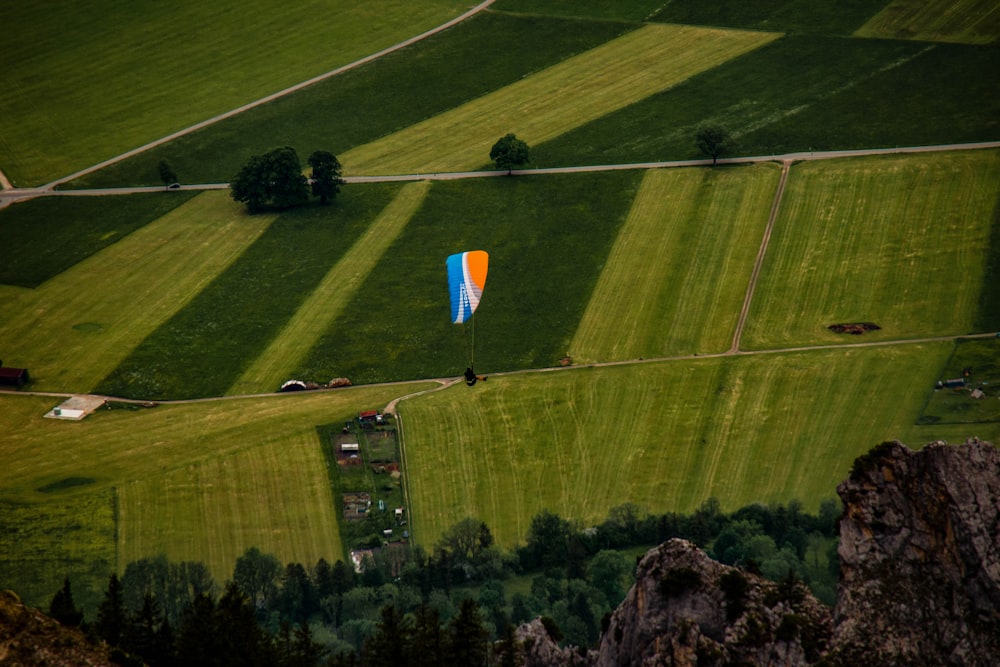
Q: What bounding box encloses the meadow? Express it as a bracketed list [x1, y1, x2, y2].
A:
[1, 0, 998, 615]
[0, 384, 436, 611]
[0, 0, 469, 186]
[855, 0, 1000, 43]
[401, 342, 998, 548]
[742, 150, 1000, 349]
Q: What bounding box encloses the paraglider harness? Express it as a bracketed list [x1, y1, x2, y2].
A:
[464, 367, 487, 386]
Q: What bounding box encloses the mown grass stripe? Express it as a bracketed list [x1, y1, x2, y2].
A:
[0, 192, 273, 392]
[569, 163, 779, 362]
[229, 181, 430, 395]
[342, 24, 780, 175]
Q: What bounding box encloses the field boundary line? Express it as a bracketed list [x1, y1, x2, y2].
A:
[730, 160, 790, 353]
[37, 0, 497, 192]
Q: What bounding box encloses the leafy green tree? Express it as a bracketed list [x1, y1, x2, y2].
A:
[49, 577, 83, 627]
[277, 562, 318, 623]
[307, 150, 344, 205]
[233, 546, 282, 612]
[588, 550, 631, 606]
[230, 146, 309, 213]
[158, 159, 178, 188]
[695, 123, 732, 165]
[489, 133, 530, 174]
[521, 510, 572, 570]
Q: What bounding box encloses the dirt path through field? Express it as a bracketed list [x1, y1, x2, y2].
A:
[729, 160, 791, 353]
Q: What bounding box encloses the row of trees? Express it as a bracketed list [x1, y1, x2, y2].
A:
[200, 124, 731, 216]
[48, 498, 839, 665]
[229, 147, 345, 213]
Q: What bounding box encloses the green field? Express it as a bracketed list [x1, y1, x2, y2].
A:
[70, 12, 632, 189]
[743, 150, 1000, 349]
[0, 384, 436, 608]
[1, 0, 998, 618]
[533, 35, 999, 167]
[341, 24, 779, 175]
[0, 192, 274, 390]
[856, 0, 1000, 43]
[401, 343, 997, 548]
[0, 0, 469, 186]
[569, 164, 779, 362]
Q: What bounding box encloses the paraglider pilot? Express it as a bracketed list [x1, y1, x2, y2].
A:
[464, 367, 487, 386]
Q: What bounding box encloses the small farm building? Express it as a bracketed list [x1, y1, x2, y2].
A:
[0, 367, 29, 387]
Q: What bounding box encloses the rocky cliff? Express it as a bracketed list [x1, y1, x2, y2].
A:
[512, 439, 999, 667]
[0, 589, 115, 666]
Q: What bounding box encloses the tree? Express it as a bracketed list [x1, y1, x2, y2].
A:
[49, 577, 83, 627]
[695, 123, 732, 165]
[490, 133, 530, 174]
[232, 546, 283, 612]
[230, 146, 309, 213]
[307, 150, 344, 205]
[158, 160, 178, 188]
[446, 598, 488, 666]
[96, 573, 128, 647]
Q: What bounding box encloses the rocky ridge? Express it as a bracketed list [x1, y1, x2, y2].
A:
[513, 439, 1000, 666]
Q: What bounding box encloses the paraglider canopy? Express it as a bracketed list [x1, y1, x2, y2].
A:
[446, 250, 489, 324]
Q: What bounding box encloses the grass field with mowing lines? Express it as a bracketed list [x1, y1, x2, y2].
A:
[118, 433, 341, 584]
[856, 0, 1000, 43]
[73, 12, 630, 189]
[298, 172, 641, 384]
[0, 0, 468, 186]
[569, 164, 779, 362]
[0, 383, 436, 606]
[341, 24, 779, 175]
[230, 181, 430, 395]
[401, 343, 998, 549]
[0, 193, 196, 287]
[96, 184, 402, 400]
[743, 151, 1000, 349]
[0, 192, 273, 391]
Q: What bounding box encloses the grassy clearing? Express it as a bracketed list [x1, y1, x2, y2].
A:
[0, 192, 272, 392]
[75, 13, 630, 189]
[569, 164, 779, 362]
[743, 151, 1000, 349]
[650, 0, 883, 34]
[401, 343, 997, 548]
[0, 383, 436, 600]
[340, 24, 779, 175]
[534, 35, 998, 167]
[96, 184, 402, 400]
[856, 0, 1000, 43]
[0, 0, 469, 186]
[0, 193, 195, 287]
[298, 172, 641, 384]
[0, 486, 115, 617]
[230, 182, 430, 395]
